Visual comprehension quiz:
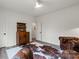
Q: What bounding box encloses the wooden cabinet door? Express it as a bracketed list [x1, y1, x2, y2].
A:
[16, 32, 29, 45]
[19, 32, 26, 45]
[25, 32, 29, 43]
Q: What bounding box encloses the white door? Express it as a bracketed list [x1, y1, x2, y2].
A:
[0, 11, 6, 47]
[36, 22, 42, 41]
[0, 20, 6, 47]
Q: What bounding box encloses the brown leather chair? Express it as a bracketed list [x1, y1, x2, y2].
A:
[12, 48, 33, 59]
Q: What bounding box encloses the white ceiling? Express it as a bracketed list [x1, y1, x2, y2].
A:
[0, 0, 79, 16]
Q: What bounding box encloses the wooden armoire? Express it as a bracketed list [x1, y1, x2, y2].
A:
[16, 22, 30, 45]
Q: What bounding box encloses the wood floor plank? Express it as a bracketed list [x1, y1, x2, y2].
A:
[0, 48, 8, 59]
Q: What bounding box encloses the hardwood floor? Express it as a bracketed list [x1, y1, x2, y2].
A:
[0, 48, 8, 59]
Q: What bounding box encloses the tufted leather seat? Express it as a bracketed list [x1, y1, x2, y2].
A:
[12, 48, 33, 59]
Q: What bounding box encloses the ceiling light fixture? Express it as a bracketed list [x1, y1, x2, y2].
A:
[35, 0, 43, 8]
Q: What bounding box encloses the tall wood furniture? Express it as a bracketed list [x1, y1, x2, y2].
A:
[16, 22, 30, 45]
[59, 36, 79, 50]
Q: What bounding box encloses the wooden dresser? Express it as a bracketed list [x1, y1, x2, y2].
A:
[59, 36, 79, 50]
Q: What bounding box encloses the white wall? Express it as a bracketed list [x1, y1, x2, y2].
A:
[0, 9, 35, 47]
[36, 5, 79, 45]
